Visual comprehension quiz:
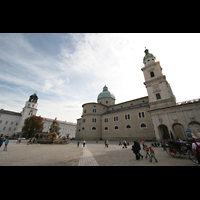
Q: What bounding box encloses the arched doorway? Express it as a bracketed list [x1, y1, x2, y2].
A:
[172, 123, 186, 140]
[158, 124, 170, 140]
[188, 121, 200, 137]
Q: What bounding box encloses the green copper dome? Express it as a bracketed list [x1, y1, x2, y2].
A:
[97, 85, 115, 100]
[143, 49, 154, 62]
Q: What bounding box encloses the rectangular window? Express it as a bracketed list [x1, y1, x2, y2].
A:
[171, 113, 177, 120]
[93, 109, 96, 113]
[114, 116, 118, 121]
[104, 118, 108, 123]
[158, 115, 162, 121]
[3, 127, 6, 130]
[11, 122, 13, 125]
[92, 118, 96, 123]
[138, 112, 145, 118]
[156, 93, 161, 100]
[5, 121, 8, 124]
[0, 120, 2, 124]
[125, 114, 130, 120]
[187, 110, 194, 118]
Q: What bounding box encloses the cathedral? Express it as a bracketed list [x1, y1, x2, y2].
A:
[75, 49, 200, 141]
[0, 93, 76, 138]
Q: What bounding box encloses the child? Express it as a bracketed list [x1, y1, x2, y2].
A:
[144, 145, 150, 159]
[149, 146, 158, 162]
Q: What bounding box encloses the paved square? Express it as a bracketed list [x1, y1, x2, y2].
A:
[0, 140, 199, 166]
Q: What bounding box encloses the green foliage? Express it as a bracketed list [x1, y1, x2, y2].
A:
[22, 115, 44, 139]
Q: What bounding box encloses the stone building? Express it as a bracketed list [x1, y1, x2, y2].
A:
[76, 49, 200, 141]
[0, 93, 76, 138]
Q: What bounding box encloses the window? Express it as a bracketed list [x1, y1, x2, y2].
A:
[92, 118, 96, 123]
[92, 127, 96, 130]
[83, 119, 86, 123]
[138, 112, 145, 118]
[5, 121, 8, 124]
[11, 122, 13, 125]
[93, 109, 96, 113]
[187, 110, 194, 118]
[115, 126, 119, 129]
[171, 113, 177, 120]
[104, 118, 108, 123]
[84, 109, 87, 113]
[158, 115, 162, 121]
[156, 93, 161, 100]
[3, 127, 6, 130]
[114, 116, 118, 121]
[105, 127, 108, 130]
[150, 71, 155, 77]
[141, 123, 147, 128]
[16, 122, 18, 125]
[82, 127, 85, 130]
[0, 120, 2, 124]
[106, 101, 108, 104]
[9, 127, 11, 130]
[126, 125, 131, 129]
[125, 114, 130, 120]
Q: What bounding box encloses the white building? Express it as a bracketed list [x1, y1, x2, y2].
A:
[0, 93, 76, 138]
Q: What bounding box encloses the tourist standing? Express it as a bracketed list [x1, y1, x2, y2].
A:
[77, 141, 79, 147]
[192, 137, 200, 164]
[3, 139, 10, 151]
[83, 141, 86, 147]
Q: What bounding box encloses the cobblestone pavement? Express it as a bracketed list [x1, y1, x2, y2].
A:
[78, 145, 98, 166]
[0, 140, 199, 166]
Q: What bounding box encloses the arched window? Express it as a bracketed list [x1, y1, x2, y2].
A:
[105, 127, 108, 130]
[141, 123, 147, 128]
[150, 71, 155, 77]
[82, 127, 85, 130]
[115, 126, 119, 130]
[92, 127, 96, 130]
[126, 125, 131, 129]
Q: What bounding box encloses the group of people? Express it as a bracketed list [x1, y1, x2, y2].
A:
[0, 138, 10, 151]
[131, 140, 158, 162]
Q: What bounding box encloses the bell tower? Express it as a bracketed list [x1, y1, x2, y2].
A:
[18, 93, 39, 132]
[141, 48, 176, 110]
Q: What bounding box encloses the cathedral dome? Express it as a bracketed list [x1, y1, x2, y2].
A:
[97, 85, 115, 100]
[143, 49, 155, 63]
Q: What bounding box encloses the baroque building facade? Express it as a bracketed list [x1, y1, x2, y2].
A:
[76, 49, 200, 141]
[0, 93, 76, 138]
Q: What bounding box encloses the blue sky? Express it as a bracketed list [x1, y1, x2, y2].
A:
[0, 33, 200, 123]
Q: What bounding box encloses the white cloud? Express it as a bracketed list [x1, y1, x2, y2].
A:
[1, 33, 200, 123]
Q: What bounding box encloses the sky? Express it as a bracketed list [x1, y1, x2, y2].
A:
[0, 33, 200, 123]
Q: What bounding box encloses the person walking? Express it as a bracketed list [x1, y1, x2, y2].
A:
[106, 140, 109, 148]
[149, 146, 158, 162]
[144, 145, 150, 159]
[136, 140, 143, 159]
[83, 141, 86, 147]
[3, 139, 10, 151]
[77, 141, 79, 147]
[132, 141, 140, 160]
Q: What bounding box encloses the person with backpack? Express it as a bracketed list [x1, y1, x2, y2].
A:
[149, 146, 158, 162]
[144, 145, 150, 159]
[192, 137, 200, 164]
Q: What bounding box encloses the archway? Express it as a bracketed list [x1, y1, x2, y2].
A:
[188, 121, 200, 137]
[158, 124, 170, 140]
[172, 123, 186, 140]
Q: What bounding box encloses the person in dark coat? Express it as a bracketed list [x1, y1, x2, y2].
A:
[132, 141, 140, 160]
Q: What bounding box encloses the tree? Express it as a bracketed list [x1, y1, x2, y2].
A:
[22, 115, 44, 139]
